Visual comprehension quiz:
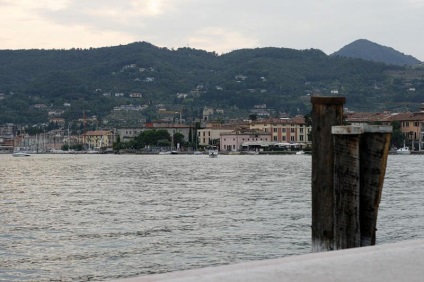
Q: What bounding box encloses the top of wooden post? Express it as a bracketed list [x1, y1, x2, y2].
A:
[362, 124, 393, 133]
[311, 96, 346, 105]
[332, 125, 364, 135]
[332, 125, 393, 135]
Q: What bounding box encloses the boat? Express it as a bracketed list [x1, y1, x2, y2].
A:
[13, 152, 31, 157]
[209, 150, 218, 158]
[193, 151, 203, 155]
[208, 146, 219, 158]
[296, 150, 305, 155]
[396, 142, 411, 155]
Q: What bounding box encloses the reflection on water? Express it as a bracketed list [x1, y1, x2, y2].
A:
[0, 154, 423, 281]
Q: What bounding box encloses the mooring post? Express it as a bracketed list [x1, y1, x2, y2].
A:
[311, 96, 345, 252]
[332, 126, 363, 250]
[359, 125, 392, 246]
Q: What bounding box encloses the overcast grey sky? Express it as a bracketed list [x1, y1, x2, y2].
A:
[1, 0, 423, 61]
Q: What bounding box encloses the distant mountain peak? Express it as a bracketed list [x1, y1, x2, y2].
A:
[331, 39, 422, 66]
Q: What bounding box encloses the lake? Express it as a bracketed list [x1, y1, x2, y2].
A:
[0, 154, 423, 281]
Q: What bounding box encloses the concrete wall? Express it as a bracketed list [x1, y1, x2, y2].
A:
[111, 239, 424, 282]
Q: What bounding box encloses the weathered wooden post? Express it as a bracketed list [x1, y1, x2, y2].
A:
[311, 96, 345, 252]
[359, 125, 392, 246]
[312, 96, 391, 251]
[332, 126, 363, 249]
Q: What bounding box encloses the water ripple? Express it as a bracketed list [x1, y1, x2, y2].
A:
[0, 154, 422, 281]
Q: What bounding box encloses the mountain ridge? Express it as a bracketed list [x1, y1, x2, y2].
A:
[0, 41, 423, 125]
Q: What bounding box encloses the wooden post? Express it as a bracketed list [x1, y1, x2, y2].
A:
[311, 96, 345, 252]
[359, 125, 392, 246]
[332, 126, 363, 249]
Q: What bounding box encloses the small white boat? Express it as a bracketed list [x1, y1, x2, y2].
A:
[208, 146, 219, 158]
[209, 150, 218, 158]
[296, 150, 305, 155]
[13, 152, 31, 157]
[396, 142, 411, 155]
[193, 151, 203, 155]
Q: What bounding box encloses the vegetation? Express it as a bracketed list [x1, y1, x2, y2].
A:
[331, 39, 422, 66]
[391, 121, 405, 148]
[1, 41, 424, 125]
[121, 129, 171, 150]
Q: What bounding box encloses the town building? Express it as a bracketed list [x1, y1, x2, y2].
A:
[197, 121, 248, 147]
[82, 130, 114, 150]
[115, 127, 144, 143]
[146, 123, 191, 141]
[197, 128, 235, 147]
[220, 129, 272, 152]
[0, 137, 14, 153]
[345, 106, 424, 150]
[249, 116, 311, 145]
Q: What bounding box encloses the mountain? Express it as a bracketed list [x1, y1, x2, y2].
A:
[1, 41, 424, 125]
[331, 39, 422, 66]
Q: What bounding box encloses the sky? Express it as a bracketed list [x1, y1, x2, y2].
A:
[1, 0, 423, 61]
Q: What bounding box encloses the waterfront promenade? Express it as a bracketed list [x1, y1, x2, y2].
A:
[112, 239, 424, 282]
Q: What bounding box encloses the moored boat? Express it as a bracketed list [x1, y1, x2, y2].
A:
[13, 152, 31, 157]
[208, 146, 219, 158]
[396, 142, 411, 155]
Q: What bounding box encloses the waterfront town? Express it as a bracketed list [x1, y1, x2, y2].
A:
[1, 103, 424, 154]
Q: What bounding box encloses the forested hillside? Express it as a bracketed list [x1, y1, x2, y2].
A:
[331, 39, 422, 66]
[1, 41, 423, 125]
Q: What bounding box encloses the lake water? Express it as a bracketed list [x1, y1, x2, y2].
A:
[0, 154, 423, 281]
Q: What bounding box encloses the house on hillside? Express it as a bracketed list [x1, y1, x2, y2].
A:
[202, 107, 214, 121]
[48, 117, 66, 127]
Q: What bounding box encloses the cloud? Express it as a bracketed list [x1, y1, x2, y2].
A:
[0, 0, 423, 60]
[0, 0, 137, 49]
[186, 28, 259, 54]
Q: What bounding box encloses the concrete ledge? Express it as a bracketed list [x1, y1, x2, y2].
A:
[332, 125, 393, 135]
[111, 239, 424, 282]
[332, 125, 364, 135]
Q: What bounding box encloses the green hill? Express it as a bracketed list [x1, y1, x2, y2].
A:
[331, 39, 422, 66]
[1, 41, 423, 125]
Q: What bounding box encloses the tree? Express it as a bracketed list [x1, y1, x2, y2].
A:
[249, 114, 258, 121]
[188, 126, 193, 144]
[391, 121, 404, 148]
[134, 129, 171, 148]
[113, 134, 121, 154]
[173, 132, 185, 148]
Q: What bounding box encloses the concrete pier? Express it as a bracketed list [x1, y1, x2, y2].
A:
[111, 239, 424, 282]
